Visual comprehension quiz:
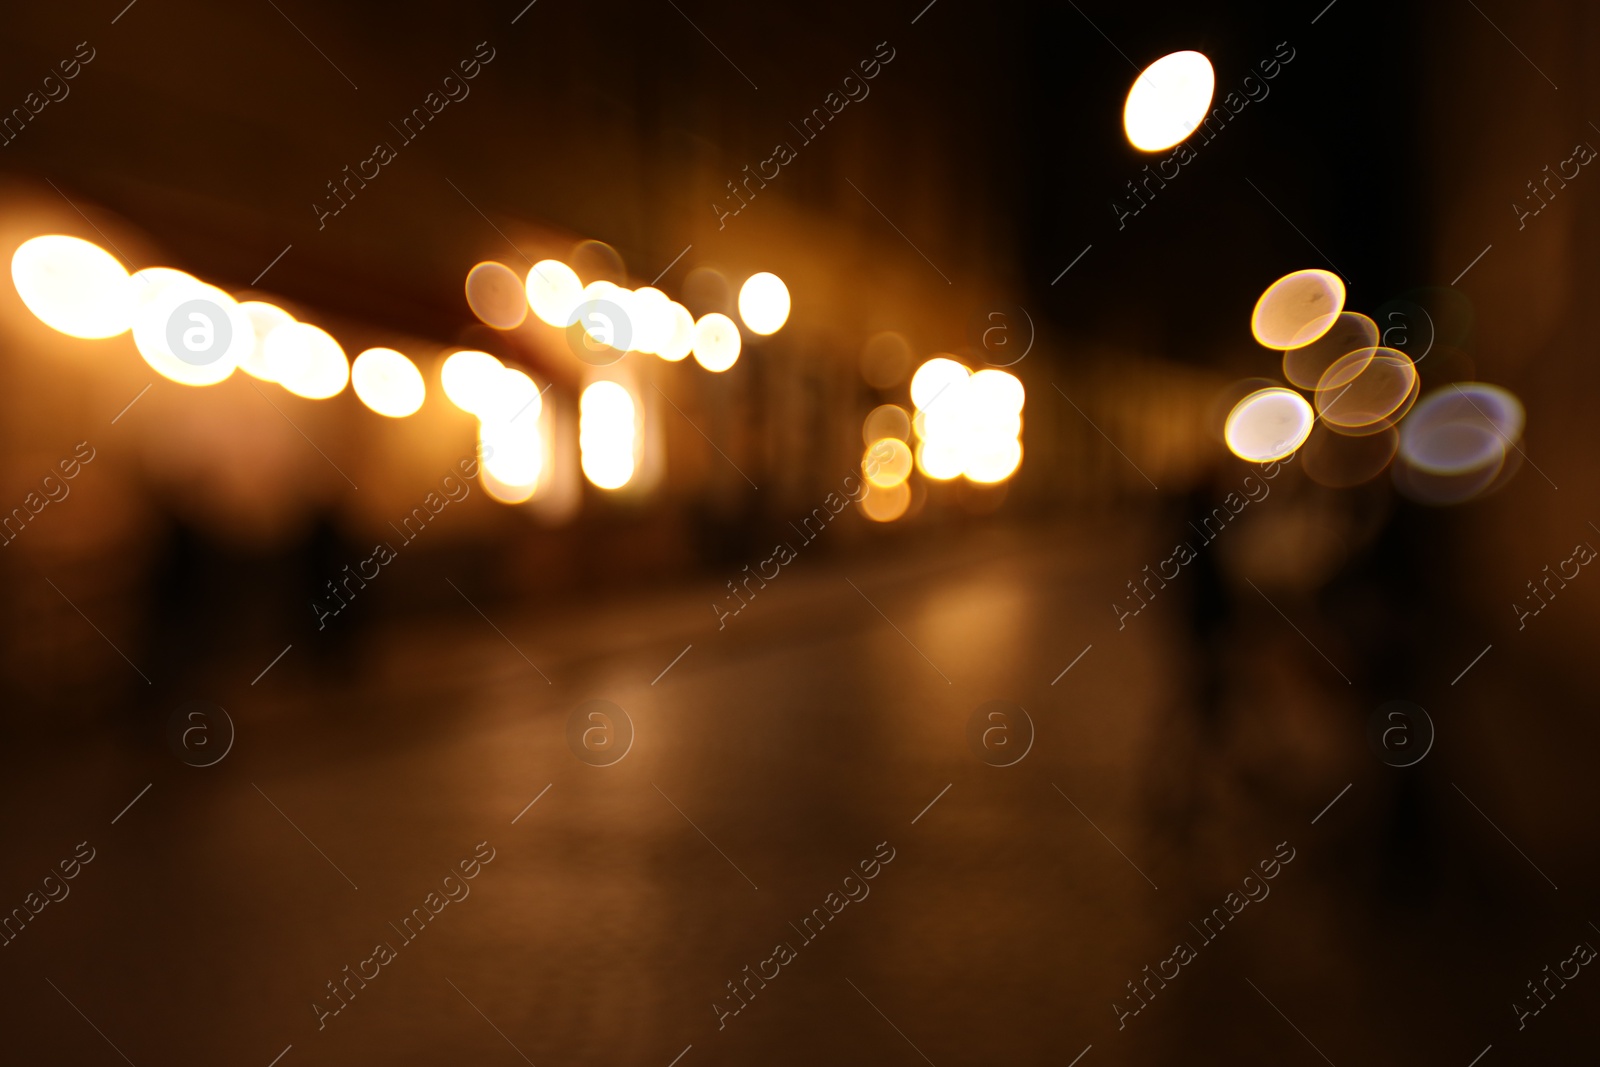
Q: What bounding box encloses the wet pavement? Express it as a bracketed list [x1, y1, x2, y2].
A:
[0, 517, 1590, 1065]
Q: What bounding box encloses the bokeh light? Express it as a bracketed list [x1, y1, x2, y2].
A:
[238, 301, 294, 381]
[351, 347, 425, 417]
[963, 436, 1024, 484]
[910, 356, 969, 410]
[859, 481, 911, 522]
[1399, 383, 1523, 475]
[1315, 348, 1418, 434]
[861, 331, 913, 389]
[693, 312, 741, 372]
[630, 286, 676, 355]
[1252, 269, 1346, 350]
[862, 404, 911, 445]
[579, 380, 638, 490]
[1123, 51, 1215, 152]
[264, 322, 349, 399]
[656, 302, 696, 362]
[1225, 386, 1314, 462]
[477, 368, 546, 494]
[737, 272, 791, 335]
[12, 235, 134, 339]
[465, 261, 528, 330]
[440, 350, 505, 416]
[1283, 311, 1378, 390]
[915, 437, 966, 481]
[132, 278, 252, 387]
[525, 259, 584, 328]
[864, 438, 913, 488]
[571, 281, 636, 356]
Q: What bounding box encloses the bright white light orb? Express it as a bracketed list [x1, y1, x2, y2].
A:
[693, 312, 741, 372]
[657, 302, 696, 362]
[910, 357, 970, 411]
[440, 350, 505, 416]
[265, 323, 349, 399]
[580, 380, 638, 489]
[238, 301, 294, 381]
[11, 235, 134, 339]
[132, 279, 252, 386]
[1123, 50, 1216, 152]
[351, 348, 425, 417]
[525, 259, 583, 328]
[1225, 387, 1315, 462]
[737, 272, 791, 335]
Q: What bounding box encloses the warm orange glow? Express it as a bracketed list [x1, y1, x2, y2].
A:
[12, 235, 134, 339]
[1123, 51, 1215, 152]
[859, 481, 911, 522]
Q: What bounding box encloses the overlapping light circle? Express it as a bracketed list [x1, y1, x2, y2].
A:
[264, 322, 348, 399]
[1252, 269, 1346, 350]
